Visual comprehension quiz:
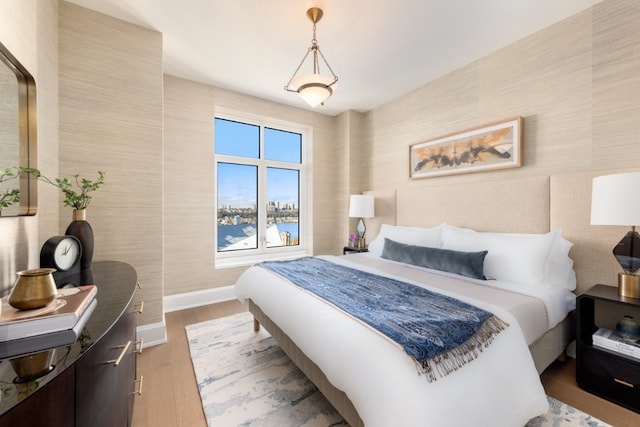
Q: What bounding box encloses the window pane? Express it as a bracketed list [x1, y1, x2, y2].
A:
[217, 163, 258, 251]
[214, 118, 259, 158]
[266, 167, 299, 248]
[264, 127, 301, 164]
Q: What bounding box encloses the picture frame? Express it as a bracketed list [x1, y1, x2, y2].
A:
[409, 116, 522, 179]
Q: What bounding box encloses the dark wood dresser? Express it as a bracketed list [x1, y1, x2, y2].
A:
[0, 261, 141, 427]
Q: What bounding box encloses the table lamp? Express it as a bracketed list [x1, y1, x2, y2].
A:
[349, 195, 375, 248]
[591, 172, 640, 298]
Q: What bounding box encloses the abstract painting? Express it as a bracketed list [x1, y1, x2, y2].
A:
[410, 117, 522, 179]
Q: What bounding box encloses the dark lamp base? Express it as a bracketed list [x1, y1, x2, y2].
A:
[618, 273, 640, 298]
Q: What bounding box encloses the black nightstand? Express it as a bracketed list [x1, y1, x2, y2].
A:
[576, 284, 640, 413]
[343, 246, 368, 255]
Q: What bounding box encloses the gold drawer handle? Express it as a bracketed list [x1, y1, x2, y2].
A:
[133, 301, 144, 314]
[132, 375, 144, 396]
[614, 378, 634, 388]
[135, 337, 144, 354]
[136, 281, 142, 289]
[104, 341, 131, 367]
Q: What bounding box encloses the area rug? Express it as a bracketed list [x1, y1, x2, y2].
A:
[186, 312, 611, 427]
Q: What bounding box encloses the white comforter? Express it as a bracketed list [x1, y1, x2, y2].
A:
[235, 254, 561, 427]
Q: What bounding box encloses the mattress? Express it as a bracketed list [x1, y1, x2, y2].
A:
[235, 254, 572, 426]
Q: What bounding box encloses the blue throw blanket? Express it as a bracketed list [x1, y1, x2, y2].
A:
[260, 257, 508, 382]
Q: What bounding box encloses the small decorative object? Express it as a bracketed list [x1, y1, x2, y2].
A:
[349, 233, 357, 247]
[409, 117, 522, 179]
[24, 169, 105, 285]
[616, 315, 640, 343]
[40, 235, 82, 288]
[8, 268, 58, 310]
[360, 238, 367, 249]
[10, 349, 56, 382]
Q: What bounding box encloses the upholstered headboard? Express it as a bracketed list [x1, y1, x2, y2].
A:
[367, 173, 633, 294]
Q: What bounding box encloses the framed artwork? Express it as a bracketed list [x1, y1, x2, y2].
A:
[409, 117, 522, 179]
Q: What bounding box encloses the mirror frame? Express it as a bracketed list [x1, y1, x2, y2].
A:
[0, 41, 37, 216]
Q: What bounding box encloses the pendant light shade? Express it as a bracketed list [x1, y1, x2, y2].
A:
[289, 74, 337, 108]
[284, 7, 338, 107]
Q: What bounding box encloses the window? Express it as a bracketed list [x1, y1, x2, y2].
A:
[215, 113, 308, 265]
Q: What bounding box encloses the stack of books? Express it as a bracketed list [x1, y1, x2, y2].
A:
[0, 285, 97, 359]
[592, 327, 640, 360]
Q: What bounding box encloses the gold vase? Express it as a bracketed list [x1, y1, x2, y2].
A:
[10, 349, 56, 382]
[8, 268, 57, 310]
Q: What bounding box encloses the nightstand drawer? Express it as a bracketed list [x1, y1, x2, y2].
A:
[579, 346, 640, 411]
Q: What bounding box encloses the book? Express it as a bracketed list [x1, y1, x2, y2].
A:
[0, 285, 97, 342]
[592, 327, 640, 360]
[0, 298, 96, 359]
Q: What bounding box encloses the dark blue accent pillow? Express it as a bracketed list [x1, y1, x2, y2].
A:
[381, 238, 487, 280]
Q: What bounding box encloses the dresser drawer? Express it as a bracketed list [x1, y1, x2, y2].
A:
[76, 299, 136, 427]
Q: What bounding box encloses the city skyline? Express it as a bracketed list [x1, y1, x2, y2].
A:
[216, 164, 299, 209]
[219, 199, 297, 211]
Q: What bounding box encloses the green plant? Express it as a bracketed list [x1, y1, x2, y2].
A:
[0, 167, 20, 211]
[23, 168, 106, 210]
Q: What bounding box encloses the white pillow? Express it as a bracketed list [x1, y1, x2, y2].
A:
[441, 225, 561, 286]
[545, 237, 576, 290]
[368, 224, 443, 257]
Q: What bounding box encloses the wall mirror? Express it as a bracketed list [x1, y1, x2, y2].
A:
[0, 41, 37, 216]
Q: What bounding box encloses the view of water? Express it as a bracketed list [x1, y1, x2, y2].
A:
[217, 223, 299, 249]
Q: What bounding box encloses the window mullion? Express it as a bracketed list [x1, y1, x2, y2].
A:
[215, 111, 309, 263]
[257, 161, 267, 251]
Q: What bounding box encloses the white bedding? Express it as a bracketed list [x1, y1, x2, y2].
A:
[235, 254, 567, 427]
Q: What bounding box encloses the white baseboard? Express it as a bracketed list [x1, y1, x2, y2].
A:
[137, 286, 237, 349]
[163, 285, 237, 313]
[136, 320, 167, 348]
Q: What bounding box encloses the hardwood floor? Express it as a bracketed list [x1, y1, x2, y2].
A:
[131, 300, 247, 427]
[540, 359, 640, 427]
[132, 301, 640, 426]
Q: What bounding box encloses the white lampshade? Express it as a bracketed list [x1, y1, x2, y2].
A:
[349, 195, 375, 218]
[591, 172, 640, 226]
[290, 74, 337, 107]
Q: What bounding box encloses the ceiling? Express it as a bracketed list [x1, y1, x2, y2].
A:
[66, 0, 603, 116]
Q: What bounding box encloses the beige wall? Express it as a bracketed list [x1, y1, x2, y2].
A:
[360, 0, 640, 292]
[2, 0, 639, 328]
[362, 7, 594, 191]
[363, 0, 639, 189]
[1, 0, 349, 329]
[162, 76, 346, 297]
[58, 2, 164, 326]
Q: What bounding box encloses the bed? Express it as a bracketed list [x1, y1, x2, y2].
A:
[235, 176, 578, 427]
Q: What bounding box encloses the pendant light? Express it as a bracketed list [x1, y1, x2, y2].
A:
[284, 7, 338, 107]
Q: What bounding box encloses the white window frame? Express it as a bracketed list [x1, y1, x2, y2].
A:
[214, 108, 313, 268]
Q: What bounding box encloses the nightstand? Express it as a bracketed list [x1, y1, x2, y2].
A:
[576, 284, 640, 413]
[343, 246, 368, 255]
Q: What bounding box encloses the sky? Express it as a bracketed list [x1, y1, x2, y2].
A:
[215, 118, 300, 209]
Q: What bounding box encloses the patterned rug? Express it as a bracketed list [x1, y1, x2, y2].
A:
[186, 312, 611, 427]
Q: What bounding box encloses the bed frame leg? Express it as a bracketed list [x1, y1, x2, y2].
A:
[253, 318, 260, 332]
[557, 350, 567, 363]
